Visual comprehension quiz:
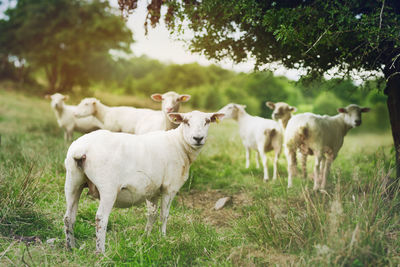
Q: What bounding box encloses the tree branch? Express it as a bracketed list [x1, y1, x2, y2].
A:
[303, 24, 333, 55]
[376, 0, 385, 44]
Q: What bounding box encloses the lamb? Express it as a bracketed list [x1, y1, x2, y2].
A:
[63, 110, 224, 253]
[74, 91, 190, 134]
[46, 93, 103, 141]
[218, 103, 283, 181]
[284, 104, 370, 190]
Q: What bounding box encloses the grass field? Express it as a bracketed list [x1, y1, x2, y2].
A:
[0, 89, 399, 266]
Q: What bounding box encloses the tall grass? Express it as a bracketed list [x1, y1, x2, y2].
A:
[241, 157, 400, 265]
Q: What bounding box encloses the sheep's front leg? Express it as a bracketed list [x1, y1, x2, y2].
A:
[313, 155, 323, 190]
[285, 146, 297, 188]
[95, 190, 117, 253]
[255, 151, 260, 169]
[321, 153, 334, 190]
[245, 147, 250, 168]
[145, 197, 159, 235]
[64, 130, 69, 142]
[160, 192, 177, 236]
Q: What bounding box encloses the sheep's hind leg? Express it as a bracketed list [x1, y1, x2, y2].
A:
[64, 163, 85, 249]
[258, 145, 269, 181]
[272, 146, 281, 180]
[95, 189, 117, 253]
[301, 153, 308, 179]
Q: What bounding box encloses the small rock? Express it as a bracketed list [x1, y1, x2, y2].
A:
[214, 197, 232, 210]
[46, 238, 57, 245]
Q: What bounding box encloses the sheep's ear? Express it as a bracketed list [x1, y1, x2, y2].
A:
[63, 95, 69, 101]
[361, 107, 371, 113]
[44, 94, 51, 100]
[289, 106, 297, 112]
[266, 101, 275, 109]
[210, 113, 225, 123]
[168, 113, 184, 124]
[179, 94, 191, 102]
[151, 94, 163, 102]
[337, 107, 347, 113]
[240, 104, 247, 109]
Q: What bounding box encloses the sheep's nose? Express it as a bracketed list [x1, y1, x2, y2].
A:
[166, 107, 174, 113]
[193, 136, 204, 143]
[355, 120, 361, 126]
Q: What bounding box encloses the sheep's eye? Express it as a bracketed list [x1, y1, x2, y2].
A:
[205, 119, 211, 125]
[183, 119, 190, 126]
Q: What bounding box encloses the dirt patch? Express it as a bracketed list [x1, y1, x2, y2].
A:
[176, 189, 253, 228]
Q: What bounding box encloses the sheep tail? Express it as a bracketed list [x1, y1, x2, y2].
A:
[73, 154, 86, 169]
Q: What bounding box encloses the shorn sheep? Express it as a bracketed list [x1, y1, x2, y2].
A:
[218, 103, 283, 181]
[46, 93, 103, 141]
[63, 110, 224, 253]
[74, 91, 190, 134]
[284, 104, 370, 190]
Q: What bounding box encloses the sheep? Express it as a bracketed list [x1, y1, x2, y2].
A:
[63, 110, 224, 253]
[266, 101, 297, 130]
[150, 91, 191, 131]
[284, 104, 370, 190]
[74, 91, 190, 134]
[218, 103, 283, 181]
[46, 93, 103, 141]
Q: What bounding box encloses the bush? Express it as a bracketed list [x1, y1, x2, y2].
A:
[312, 91, 344, 115]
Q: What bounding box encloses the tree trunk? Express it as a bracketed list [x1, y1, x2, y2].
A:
[384, 69, 400, 180]
[45, 63, 59, 94]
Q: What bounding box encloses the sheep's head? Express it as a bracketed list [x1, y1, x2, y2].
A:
[168, 111, 224, 149]
[218, 103, 246, 120]
[266, 101, 297, 121]
[338, 104, 370, 128]
[46, 93, 68, 110]
[151, 91, 191, 114]
[75, 98, 98, 118]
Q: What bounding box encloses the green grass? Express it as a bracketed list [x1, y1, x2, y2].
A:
[0, 89, 399, 266]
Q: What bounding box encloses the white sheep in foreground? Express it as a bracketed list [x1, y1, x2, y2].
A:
[284, 104, 370, 190]
[218, 103, 283, 181]
[74, 91, 190, 134]
[46, 93, 103, 141]
[63, 110, 224, 253]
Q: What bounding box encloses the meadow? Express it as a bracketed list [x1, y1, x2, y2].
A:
[0, 89, 399, 266]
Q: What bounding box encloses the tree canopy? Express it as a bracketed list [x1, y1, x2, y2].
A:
[0, 0, 133, 93]
[120, 0, 400, 77]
